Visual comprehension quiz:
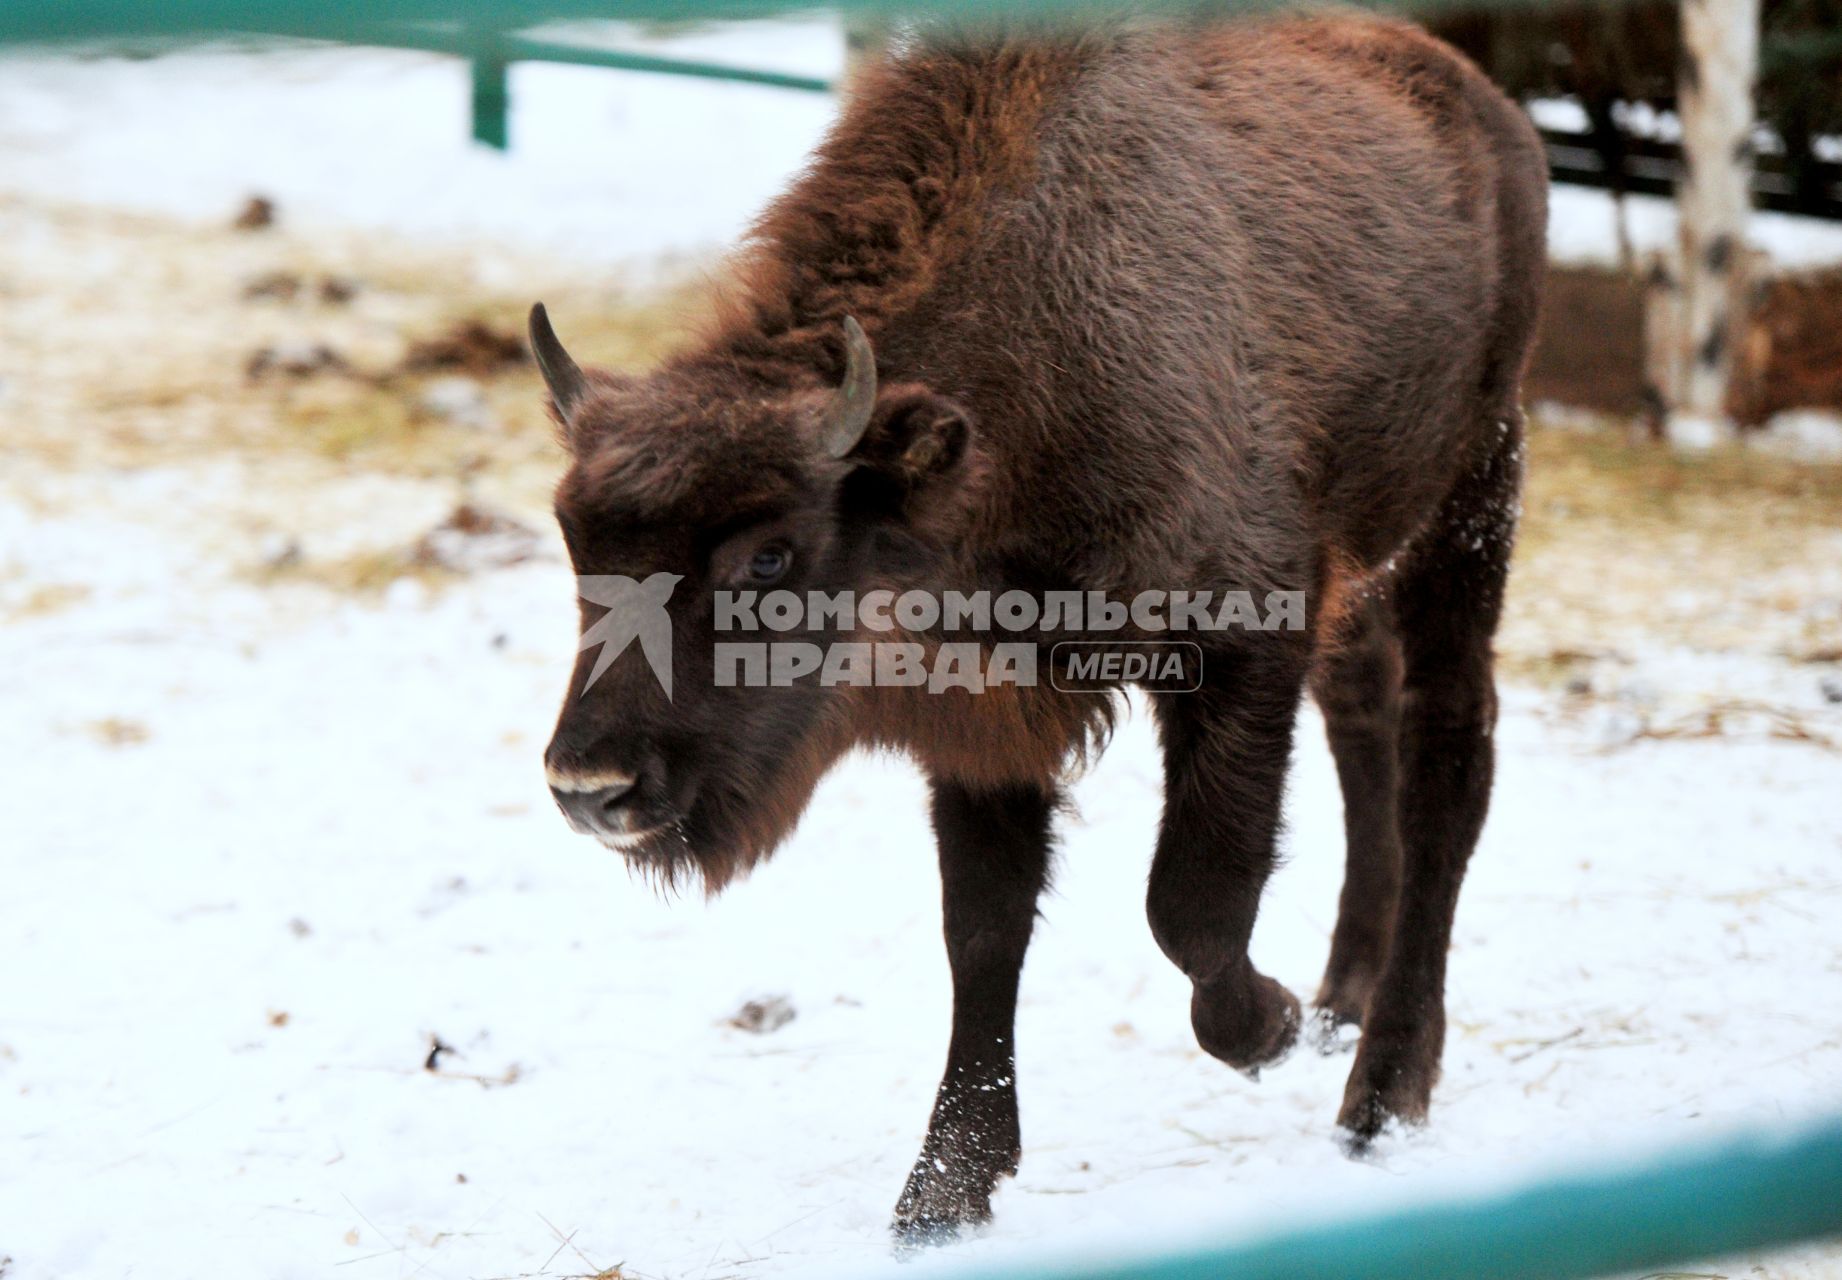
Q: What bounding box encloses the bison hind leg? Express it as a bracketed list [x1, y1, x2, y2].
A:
[1336, 416, 1522, 1153]
[1307, 590, 1405, 1053]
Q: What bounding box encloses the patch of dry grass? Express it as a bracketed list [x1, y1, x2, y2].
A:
[81, 716, 151, 747]
[248, 544, 455, 595]
[2, 582, 93, 622]
[0, 194, 711, 508]
[1504, 422, 1842, 674]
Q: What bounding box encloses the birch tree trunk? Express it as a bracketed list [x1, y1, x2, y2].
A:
[1666, 0, 1762, 440]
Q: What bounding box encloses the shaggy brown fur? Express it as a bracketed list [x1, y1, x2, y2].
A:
[538, 13, 1546, 1244]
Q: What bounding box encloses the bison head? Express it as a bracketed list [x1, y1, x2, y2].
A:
[534, 304, 984, 891]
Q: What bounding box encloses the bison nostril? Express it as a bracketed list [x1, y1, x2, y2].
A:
[595, 779, 638, 814]
[547, 771, 649, 837]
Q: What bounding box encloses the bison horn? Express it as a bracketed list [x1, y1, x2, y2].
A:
[821, 315, 878, 459]
[528, 302, 587, 418]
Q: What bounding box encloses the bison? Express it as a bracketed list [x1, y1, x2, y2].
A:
[536, 13, 1546, 1244]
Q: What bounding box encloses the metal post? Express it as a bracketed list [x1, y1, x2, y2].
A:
[471, 35, 509, 149]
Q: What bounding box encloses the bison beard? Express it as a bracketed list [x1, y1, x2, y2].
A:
[535, 14, 1547, 1246]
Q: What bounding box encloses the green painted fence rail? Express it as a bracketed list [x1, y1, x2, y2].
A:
[0, 5, 847, 146]
[0, 0, 1550, 151]
[0, 0, 1630, 149]
[921, 1117, 1842, 1280]
[0, 0, 1305, 150]
[6, 0, 1314, 43]
[455, 29, 834, 146]
[402, 25, 836, 145]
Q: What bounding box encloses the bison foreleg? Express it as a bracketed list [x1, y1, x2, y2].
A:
[1146, 658, 1309, 1078]
[892, 779, 1056, 1247]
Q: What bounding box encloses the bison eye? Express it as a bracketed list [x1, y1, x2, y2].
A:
[745, 543, 793, 585]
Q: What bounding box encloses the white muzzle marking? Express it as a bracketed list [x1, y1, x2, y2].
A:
[547, 768, 638, 793]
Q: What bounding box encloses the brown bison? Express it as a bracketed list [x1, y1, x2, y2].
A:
[536, 13, 1546, 1244]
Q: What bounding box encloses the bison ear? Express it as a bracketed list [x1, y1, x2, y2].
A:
[837, 386, 972, 488]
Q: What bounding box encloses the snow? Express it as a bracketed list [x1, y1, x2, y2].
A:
[0, 24, 844, 276]
[2, 24, 1841, 1280]
[0, 471, 1834, 1280]
[1548, 183, 1842, 271]
[2, 456, 1839, 1279]
[1754, 410, 1842, 463]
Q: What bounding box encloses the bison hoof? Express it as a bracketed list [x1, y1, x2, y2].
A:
[890, 1184, 996, 1252]
[892, 1212, 977, 1253]
[1311, 959, 1379, 1049]
[1307, 1005, 1363, 1056]
[1335, 1023, 1439, 1155]
[889, 1144, 1016, 1251]
[1191, 969, 1300, 1075]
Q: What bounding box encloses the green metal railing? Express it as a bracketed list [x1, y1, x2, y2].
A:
[421, 27, 835, 147]
[929, 1117, 1842, 1280]
[0, 0, 1554, 149]
[1, 0, 1275, 41]
[0, 4, 848, 147]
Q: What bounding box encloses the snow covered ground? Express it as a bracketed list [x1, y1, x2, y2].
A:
[2, 455, 1838, 1280]
[0, 23, 845, 277]
[2, 23, 1841, 1280]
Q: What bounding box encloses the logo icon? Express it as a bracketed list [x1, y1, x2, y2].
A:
[575, 574, 682, 699]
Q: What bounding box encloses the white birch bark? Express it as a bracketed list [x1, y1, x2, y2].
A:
[1667, 0, 1762, 440]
